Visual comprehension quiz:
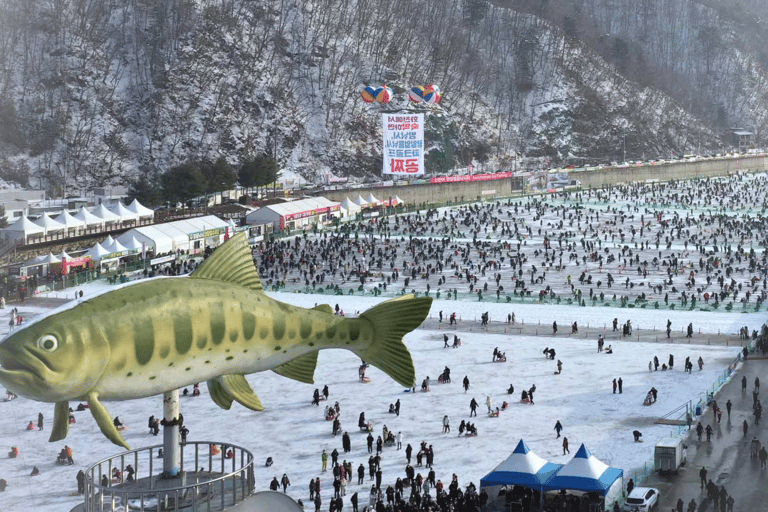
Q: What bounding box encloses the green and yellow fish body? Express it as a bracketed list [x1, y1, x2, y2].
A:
[0, 233, 432, 448]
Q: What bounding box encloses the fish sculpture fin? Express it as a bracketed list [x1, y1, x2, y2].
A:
[272, 351, 318, 384]
[49, 401, 70, 443]
[208, 375, 264, 411]
[356, 295, 432, 388]
[207, 378, 234, 410]
[87, 392, 130, 450]
[311, 304, 334, 315]
[190, 232, 263, 292]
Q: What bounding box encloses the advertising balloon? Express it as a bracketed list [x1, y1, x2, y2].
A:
[361, 86, 377, 103]
[409, 86, 425, 103]
[376, 86, 392, 104]
[423, 84, 442, 104]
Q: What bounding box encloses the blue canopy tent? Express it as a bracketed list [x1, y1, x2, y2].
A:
[545, 444, 624, 496]
[480, 439, 562, 493]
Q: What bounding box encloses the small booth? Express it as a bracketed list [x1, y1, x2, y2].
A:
[544, 444, 624, 512]
[481, 439, 562, 512]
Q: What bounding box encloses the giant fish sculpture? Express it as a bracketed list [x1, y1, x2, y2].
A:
[0, 233, 432, 449]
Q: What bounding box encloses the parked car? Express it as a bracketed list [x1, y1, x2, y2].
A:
[623, 487, 659, 512]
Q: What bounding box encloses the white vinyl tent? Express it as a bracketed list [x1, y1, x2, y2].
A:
[2, 215, 45, 242]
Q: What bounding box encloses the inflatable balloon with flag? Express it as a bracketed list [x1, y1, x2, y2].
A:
[409, 86, 425, 103]
[361, 86, 377, 103]
[375, 85, 392, 104]
[423, 84, 442, 104]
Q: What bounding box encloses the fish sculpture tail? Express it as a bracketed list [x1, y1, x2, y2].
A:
[356, 294, 432, 388]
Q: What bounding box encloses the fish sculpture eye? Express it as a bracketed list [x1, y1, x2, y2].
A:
[37, 335, 58, 352]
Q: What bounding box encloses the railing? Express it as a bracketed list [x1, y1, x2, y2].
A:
[83, 441, 254, 512]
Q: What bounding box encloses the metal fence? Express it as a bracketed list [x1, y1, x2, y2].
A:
[83, 441, 254, 512]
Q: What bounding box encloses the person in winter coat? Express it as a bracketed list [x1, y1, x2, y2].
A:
[281, 474, 291, 492]
[405, 443, 412, 464]
[331, 448, 339, 465]
[367, 433, 373, 454]
[310, 478, 316, 499]
[37, 412, 44, 431]
[618, 378, 623, 393]
[342, 432, 351, 453]
[314, 493, 321, 512]
[351, 491, 359, 512]
[562, 437, 569, 454]
[270, 477, 280, 491]
[470, 398, 478, 416]
[669, 354, 674, 369]
[485, 396, 493, 414]
[552, 321, 558, 334]
[322, 450, 328, 472]
[396, 431, 402, 450]
[76, 470, 85, 494]
[554, 420, 563, 438]
[612, 379, 617, 393]
[442, 415, 450, 433]
[463, 376, 470, 392]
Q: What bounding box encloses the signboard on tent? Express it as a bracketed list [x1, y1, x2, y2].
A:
[382, 113, 424, 176]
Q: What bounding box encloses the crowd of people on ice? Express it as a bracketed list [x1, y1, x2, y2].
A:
[252, 175, 768, 326]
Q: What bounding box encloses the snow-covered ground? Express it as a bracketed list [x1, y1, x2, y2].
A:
[0, 285, 748, 511]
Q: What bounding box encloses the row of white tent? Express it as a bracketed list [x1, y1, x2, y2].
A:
[20, 216, 233, 271]
[3, 199, 156, 240]
[339, 194, 404, 216]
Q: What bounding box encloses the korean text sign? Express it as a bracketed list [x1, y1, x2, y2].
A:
[382, 113, 424, 175]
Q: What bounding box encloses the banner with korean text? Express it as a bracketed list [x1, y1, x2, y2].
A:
[382, 113, 424, 175]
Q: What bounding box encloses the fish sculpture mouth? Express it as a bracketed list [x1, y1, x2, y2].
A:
[0, 347, 55, 397]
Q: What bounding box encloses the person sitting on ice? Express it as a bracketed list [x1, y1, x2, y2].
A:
[496, 352, 506, 362]
[507, 384, 515, 395]
[8, 447, 18, 458]
[388, 404, 396, 414]
[521, 390, 529, 402]
[193, 383, 201, 396]
[113, 416, 124, 429]
[633, 430, 643, 442]
[489, 407, 500, 417]
[605, 345, 613, 354]
[501, 401, 509, 410]
[26, 421, 35, 431]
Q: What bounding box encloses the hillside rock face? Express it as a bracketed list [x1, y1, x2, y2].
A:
[0, 0, 761, 191]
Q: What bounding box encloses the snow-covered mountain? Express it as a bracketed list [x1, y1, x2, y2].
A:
[0, 0, 762, 192]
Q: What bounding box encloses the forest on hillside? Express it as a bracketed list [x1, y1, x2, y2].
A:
[0, 0, 765, 192]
